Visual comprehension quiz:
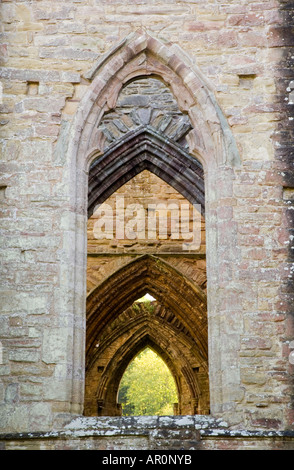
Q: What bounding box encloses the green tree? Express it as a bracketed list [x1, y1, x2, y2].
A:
[118, 348, 178, 416]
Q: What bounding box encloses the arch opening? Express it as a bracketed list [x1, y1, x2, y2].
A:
[84, 74, 210, 417]
[85, 252, 209, 416]
[135, 293, 156, 303]
[59, 29, 242, 420]
[118, 347, 179, 417]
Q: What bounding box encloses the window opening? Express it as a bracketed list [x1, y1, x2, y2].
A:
[118, 347, 178, 416]
[135, 293, 156, 303]
[85, 76, 208, 417]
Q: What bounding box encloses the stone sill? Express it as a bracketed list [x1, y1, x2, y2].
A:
[1, 416, 294, 441]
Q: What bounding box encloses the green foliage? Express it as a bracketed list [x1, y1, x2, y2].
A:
[144, 300, 155, 314]
[118, 348, 178, 416]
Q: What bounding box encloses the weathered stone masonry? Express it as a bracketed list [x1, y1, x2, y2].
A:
[0, 0, 294, 450]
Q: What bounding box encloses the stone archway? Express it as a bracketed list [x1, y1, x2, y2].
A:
[86, 255, 207, 359]
[85, 256, 209, 417]
[88, 127, 205, 218]
[65, 30, 241, 419]
[93, 332, 199, 417]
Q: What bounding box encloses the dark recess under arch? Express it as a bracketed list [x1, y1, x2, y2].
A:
[88, 126, 205, 218]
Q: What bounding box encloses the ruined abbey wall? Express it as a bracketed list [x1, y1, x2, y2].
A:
[0, 0, 294, 451]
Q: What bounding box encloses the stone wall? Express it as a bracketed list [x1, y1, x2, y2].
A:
[0, 0, 294, 450]
[87, 170, 206, 292]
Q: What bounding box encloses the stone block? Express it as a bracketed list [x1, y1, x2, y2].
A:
[42, 329, 70, 365]
[241, 370, 267, 385]
[15, 4, 31, 22]
[234, 184, 261, 198]
[9, 350, 39, 363]
[5, 383, 19, 403]
[20, 383, 43, 399]
[0, 4, 16, 24]
[33, 6, 75, 21]
[268, 26, 294, 47]
[34, 35, 69, 47]
[27, 403, 52, 432]
[39, 47, 99, 61]
[23, 96, 66, 114]
[7, 405, 30, 433]
[0, 68, 80, 84]
[241, 337, 272, 350]
[0, 292, 48, 315]
[43, 378, 72, 401]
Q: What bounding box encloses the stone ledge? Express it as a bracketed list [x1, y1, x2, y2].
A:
[0, 415, 224, 440]
[87, 252, 206, 258]
[200, 429, 294, 439]
[1, 416, 294, 450]
[1, 415, 294, 442]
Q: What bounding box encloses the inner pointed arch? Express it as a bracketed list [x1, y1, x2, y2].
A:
[118, 346, 179, 416]
[86, 254, 208, 362]
[88, 127, 205, 218]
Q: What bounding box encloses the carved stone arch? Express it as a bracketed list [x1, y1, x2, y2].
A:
[67, 30, 240, 214]
[64, 31, 241, 418]
[91, 325, 203, 417]
[95, 332, 182, 416]
[86, 301, 206, 374]
[86, 255, 208, 363]
[88, 126, 205, 217]
[76, 30, 240, 168]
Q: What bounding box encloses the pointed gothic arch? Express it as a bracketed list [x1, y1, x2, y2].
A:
[88, 126, 205, 218]
[71, 30, 240, 173]
[86, 255, 207, 363]
[67, 30, 240, 218]
[64, 31, 242, 417]
[85, 298, 209, 417]
[95, 334, 190, 417]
